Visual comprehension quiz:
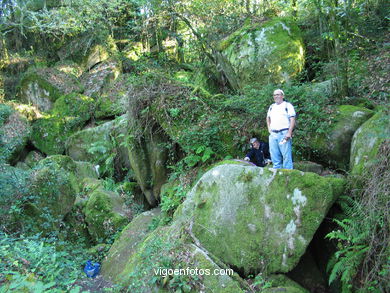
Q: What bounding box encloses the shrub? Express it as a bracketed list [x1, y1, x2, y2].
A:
[326, 142, 390, 292]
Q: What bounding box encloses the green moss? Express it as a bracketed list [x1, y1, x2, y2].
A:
[24, 151, 44, 168]
[19, 67, 83, 107]
[350, 110, 390, 176]
[85, 189, 129, 242]
[184, 164, 345, 276]
[81, 177, 104, 195]
[218, 17, 304, 88]
[0, 110, 31, 164]
[53, 93, 94, 121]
[74, 161, 98, 179]
[22, 165, 77, 233]
[31, 115, 79, 155]
[261, 274, 309, 293]
[101, 208, 161, 281]
[0, 103, 13, 126]
[310, 105, 374, 170]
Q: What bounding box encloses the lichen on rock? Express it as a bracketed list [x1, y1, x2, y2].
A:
[218, 17, 305, 89]
[350, 110, 390, 176]
[178, 164, 345, 276]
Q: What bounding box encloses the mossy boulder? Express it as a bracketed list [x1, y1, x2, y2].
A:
[85, 188, 130, 242]
[21, 157, 78, 233]
[262, 274, 309, 293]
[101, 208, 161, 280]
[19, 67, 83, 112]
[178, 164, 345, 276]
[81, 59, 121, 99]
[74, 161, 99, 179]
[24, 150, 45, 168]
[52, 93, 95, 121]
[53, 60, 83, 77]
[0, 105, 31, 164]
[310, 105, 374, 170]
[95, 74, 132, 119]
[218, 18, 304, 89]
[31, 115, 77, 155]
[31, 93, 95, 155]
[65, 120, 114, 161]
[57, 34, 117, 71]
[103, 224, 246, 292]
[350, 110, 390, 176]
[65, 119, 117, 176]
[80, 177, 104, 195]
[126, 130, 169, 207]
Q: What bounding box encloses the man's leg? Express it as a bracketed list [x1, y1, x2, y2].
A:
[269, 133, 283, 169]
[279, 131, 293, 169]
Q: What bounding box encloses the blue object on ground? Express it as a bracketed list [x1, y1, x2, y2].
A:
[84, 260, 101, 278]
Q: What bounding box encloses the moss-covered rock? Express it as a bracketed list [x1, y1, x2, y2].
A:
[178, 164, 345, 276]
[80, 177, 104, 195]
[52, 93, 95, 120]
[262, 274, 309, 293]
[74, 161, 99, 179]
[53, 60, 83, 77]
[57, 33, 117, 71]
[81, 59, 121, 100]
[218, 18, 304, 89]
[126, 130, 169, 207]
[21, 159, 78, 233]
[85, 188, 130, 242]
[24, 150, 45, 168]
[94, 74, 132, 119]
[65, 119, 117, 176]
[30, 93, 95, 155]
[101, 208, 161, 280]
[103, 224, 246, 292]
[309, 105, 374, 170]
[0, 105, 31, 164]
[19, 67, 83, 112]
[350, 110, 390, 176]
[31, 115, 73, 155]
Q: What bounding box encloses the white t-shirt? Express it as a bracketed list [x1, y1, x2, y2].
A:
[267, 101, 296, 131]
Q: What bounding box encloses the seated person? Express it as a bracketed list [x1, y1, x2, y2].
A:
[244, 138, 271, 167]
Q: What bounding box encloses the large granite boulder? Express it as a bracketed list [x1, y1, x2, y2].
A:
[0, 104, 31, 164]
[57, 34, 117, 71]
[65, 119, 116, 176]
[19, 156, 79, 233]
[102, 223, 246, 292]
[94, 74, 132, 119]
[126, 130, 169, 207]
[177, 162, 345, 275]
[19, 67, 83, 112]
[217, 18, 304, 89]
[350, 110, 390, 176]
[309, 105, 374, 170]
[31, 93, 94, 155]
[80, 59, 121, 99]
[101, 208, 161, 279]
[85, 188, 131, 242]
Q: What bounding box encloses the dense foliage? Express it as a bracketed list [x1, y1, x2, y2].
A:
[0, 0, 388, 291]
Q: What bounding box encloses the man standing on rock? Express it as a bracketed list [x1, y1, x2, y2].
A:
[266, 89, 296, 169]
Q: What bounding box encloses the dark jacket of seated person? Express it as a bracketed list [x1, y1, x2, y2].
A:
[244, 139, 270, 167]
